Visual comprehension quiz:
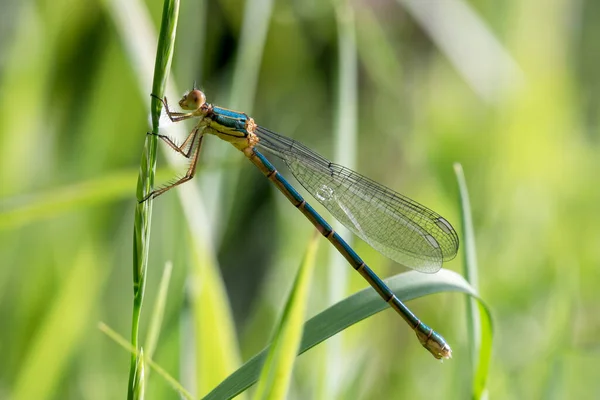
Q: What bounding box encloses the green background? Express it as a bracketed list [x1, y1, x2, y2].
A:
[1, 0, 598, 398]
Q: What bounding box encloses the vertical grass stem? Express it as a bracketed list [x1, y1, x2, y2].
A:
[129, 1, 180, 398]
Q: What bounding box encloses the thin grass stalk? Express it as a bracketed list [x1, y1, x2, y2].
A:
[104, 0, 243, 393]
[454, 164, 480, 366]
[454, 162, 493, 399]
[132, 349, 146, 400]
[100, 323, 194, 400]
[253, 231, 320, 400]
[144, 261, 173, 386]
[129, 1, 180, 398]
[324, 1, 358, 398]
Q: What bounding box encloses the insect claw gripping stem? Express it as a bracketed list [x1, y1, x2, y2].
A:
[138, 192, 153, 204]
[150, 93, 196, 123]
[150, 93, 167, 108]
[150, 93, 174, 121]
[150, 93, 168, 117]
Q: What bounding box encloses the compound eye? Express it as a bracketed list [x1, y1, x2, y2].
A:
[190, 90, 206, 107]
[179, 89, 206, 110]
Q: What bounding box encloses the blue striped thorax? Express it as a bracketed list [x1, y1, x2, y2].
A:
[210, 106, 249, 133]
[204, 105, 258, 151]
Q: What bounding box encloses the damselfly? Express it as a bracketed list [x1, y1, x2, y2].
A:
[144, 88, 459, 359]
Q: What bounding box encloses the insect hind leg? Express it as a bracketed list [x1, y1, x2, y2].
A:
[139, 133, 205, 203]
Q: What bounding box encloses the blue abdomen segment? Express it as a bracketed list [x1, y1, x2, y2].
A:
[212, 106, 249, 133]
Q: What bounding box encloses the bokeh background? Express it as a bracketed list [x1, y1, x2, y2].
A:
[1, 0, 599, 399]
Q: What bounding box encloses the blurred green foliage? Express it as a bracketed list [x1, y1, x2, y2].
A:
[0, 0, 599, 399]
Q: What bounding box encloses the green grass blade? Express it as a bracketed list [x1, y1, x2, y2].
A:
[205, 0, 275, 249]
[0, 167, 181, 231]
[324, 2, 358, 398]
[454, 163, 493, 399]
[474, 301, 493, 399]
[397, 0, 523, 102]
[143, 261, 173, 389]
[132, 349, 146, 400]
[253, 232, 320, 400]
[0, 169, 137, 231]
[105, 0, 244, 395]
[11, 246, 110, 400]
[455, 163, 480, 366]
[203, 269, 486, 400]
[229, 0, 275, 112]
[189, 227, 244, 397]
[355, 5, 403, 97]
[99, 323, 194, 400]
[129, 1, 180, 398]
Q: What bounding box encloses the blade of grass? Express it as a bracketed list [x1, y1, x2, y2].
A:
[253, 231, 320, 400]
[324, 1, 358, 398]
[189, 12, 277, 384]
[187, 221, 244, 398]
[397, 0, 523, 103]
[133, 349, 146, 400]
[474, 302, 493, 399]
[203, 0, 275, 247]
[99, 323, 194, 400]
[129, 1, 180, 399]
[203, 269, 491, 400]
[454, 162, 493, 399]
[104, 0, 245, 395]
[0, 169, 137, 231]
[0, 160, 237, 231]
[11, 245, 110, 400]
[229, 0, 274, 112]
[354, 5, 403, 98]
[143, 261, 173, 390]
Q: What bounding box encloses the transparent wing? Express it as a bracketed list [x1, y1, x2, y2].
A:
[256, 126, 459, 273]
